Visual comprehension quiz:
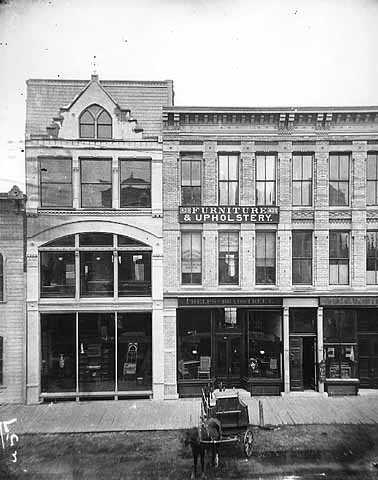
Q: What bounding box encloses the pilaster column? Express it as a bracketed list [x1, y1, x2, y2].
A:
[151, 157, 163, 218]
[26, 248, 40, 404]
[203, 228, 217, 288]
[283, 306, 290, 393]
[203, 141, 217, 204]
[164, 300, 179, 399]
[317, 306, 324, 394]
[152, 252, 164, 399]
[25, 155, 39, 213]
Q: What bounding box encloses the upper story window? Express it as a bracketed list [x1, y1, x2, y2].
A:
[81, 158, 112, 208]
[329, 231, 349, 285]
[292, 231, 312, 285]
[0, 254, 3, 301]
[181, 232, 202, 284]
[79, 105, 112, 139]
[181, 153, 202, 206]
[329, 153, 349, 206]
[40, 158, 72, 207]
[366, 231, 378, 284]
[40, 234, 151, 298]
[367, 152, 378, 206]
[256, 231, 276, 285]
[256, 154, 276, 205]
[120, 159, 151, 207]
[218, 154, 239, 205]
[218, 232, 239, 285]
[292, 154, 312, 206]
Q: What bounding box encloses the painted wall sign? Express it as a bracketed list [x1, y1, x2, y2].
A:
[178, 297, 282, 307]
[319, 296, 378, 306]
[178, 206, 279, 224]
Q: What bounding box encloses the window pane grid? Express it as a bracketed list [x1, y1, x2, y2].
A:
[181, 156, 202, 205]
[219, 232, 239, 284]
[40, 158, 73, 207]
[292, 231, 312, 284]
[218, 154, 239, 205]
[367, 153, 378, 205]
[181, 232, 202, 284]
[79, 105, 112, 139]
[329, 154, 350, 206]
[329, 231, 349, 285]
[292, 154, 313, 206]
[256, 154, 276, 205]
[256, 232, 276, 284]
[81, 159, 112, 208]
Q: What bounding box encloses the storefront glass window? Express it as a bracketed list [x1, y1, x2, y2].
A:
[40, 252, 75, 297]
[78, 313, 115, 392]
[41, 314, 76, 393]
[218, 232, 239, 284]
[324, 309, 357, 379]
[247, 311, 282, 378]
[117, 313, 152, 391]
[177, 310, 211, 380]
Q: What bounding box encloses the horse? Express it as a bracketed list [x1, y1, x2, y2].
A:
[184, 417, 222, 479]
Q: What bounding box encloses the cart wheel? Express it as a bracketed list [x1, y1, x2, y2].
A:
[243, 428, 254, 457]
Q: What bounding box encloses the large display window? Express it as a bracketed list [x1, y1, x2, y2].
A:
[41, 312, 152, 396]
[246, 311, 282, 379]
[177, 310, 211, 380]
[323, 309, 358, 379]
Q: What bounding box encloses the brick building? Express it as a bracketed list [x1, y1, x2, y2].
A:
[25, 75, 173, 403]
[162, 106, 378, 397]
[0, 186, 26, 404]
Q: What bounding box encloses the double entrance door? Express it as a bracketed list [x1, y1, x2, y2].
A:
[215, 334, 242, 387]
[358, 335, 378, 388]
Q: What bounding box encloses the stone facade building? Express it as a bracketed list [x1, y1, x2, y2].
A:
[25, 75, 173, 403]
[162, 106, 378, 397]
[0, 186, 26, 404]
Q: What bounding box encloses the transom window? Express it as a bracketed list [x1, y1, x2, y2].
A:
[329, 153, 349, 206]
[367, 153, 378, 205]
[79, 105, 112, 139]
[40, 234, 151, 298]
[256, 154, 276, 205]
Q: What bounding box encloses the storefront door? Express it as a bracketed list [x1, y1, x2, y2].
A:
[358, 335, 378, 388]
[215, 334, 241, 386]
[290, 336, 316, 391]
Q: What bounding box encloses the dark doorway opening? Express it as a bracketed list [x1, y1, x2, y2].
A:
[303, 337, 315, 389]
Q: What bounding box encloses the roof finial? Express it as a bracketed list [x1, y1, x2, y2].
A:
[91, 55, 99, 81]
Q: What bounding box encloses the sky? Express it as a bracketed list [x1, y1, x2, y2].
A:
[0, 0, 377, 192]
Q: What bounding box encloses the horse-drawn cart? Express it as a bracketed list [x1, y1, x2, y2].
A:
[199, 388, 254, 457]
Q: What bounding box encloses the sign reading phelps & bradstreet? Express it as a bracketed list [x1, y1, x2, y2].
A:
[179, 206, 279, 224]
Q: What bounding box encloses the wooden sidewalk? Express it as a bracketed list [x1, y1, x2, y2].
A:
[0, 393, 378, 434]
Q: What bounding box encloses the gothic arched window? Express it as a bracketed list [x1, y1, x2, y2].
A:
[79, 105, 112, 139]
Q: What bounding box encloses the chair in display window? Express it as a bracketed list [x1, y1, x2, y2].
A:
[198, 356, 211, 379]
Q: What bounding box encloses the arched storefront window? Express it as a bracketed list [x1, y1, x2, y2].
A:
[40, 233, 151, 298]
